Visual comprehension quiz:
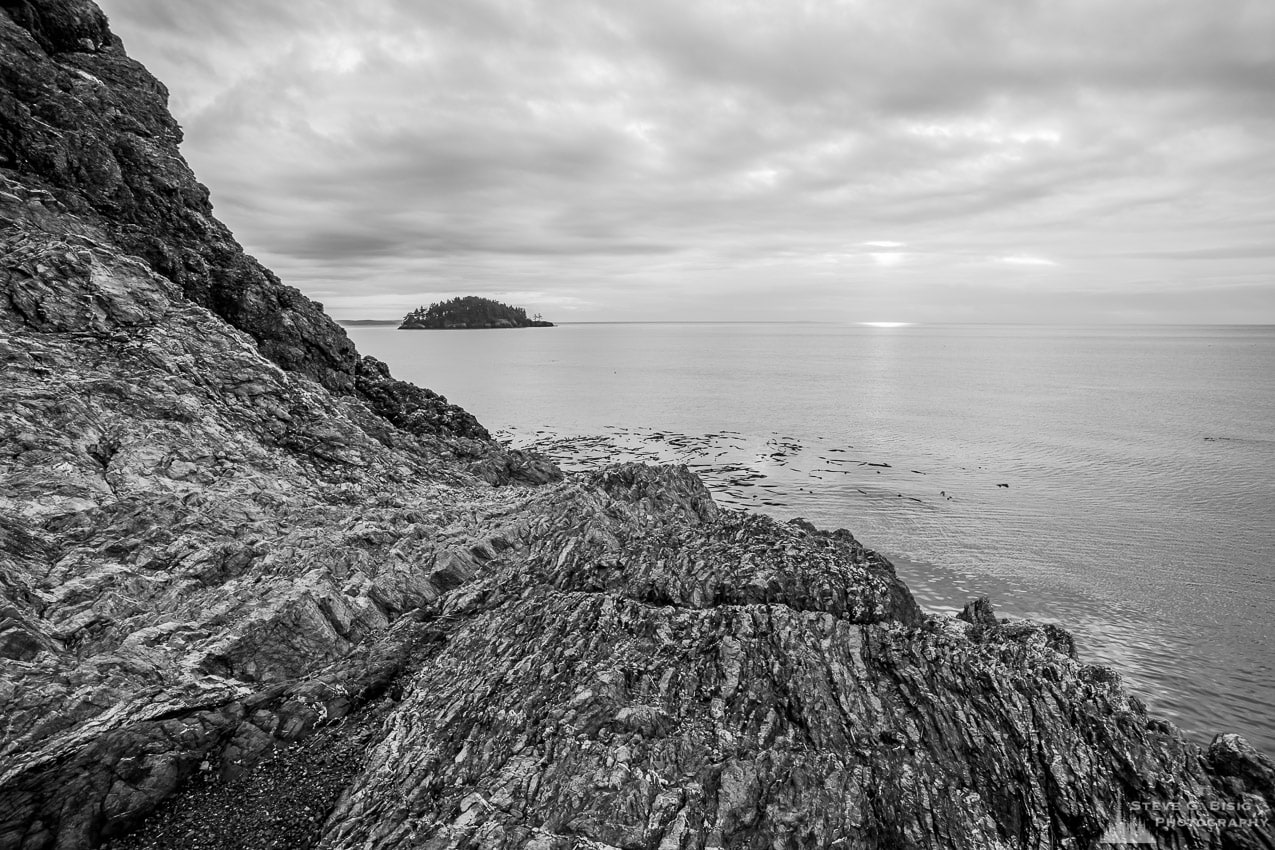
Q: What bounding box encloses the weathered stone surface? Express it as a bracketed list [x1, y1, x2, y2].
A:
[314, 486, 1271, 849]
[958, 594, 1000, 628]
[0, 3, 1272, 850]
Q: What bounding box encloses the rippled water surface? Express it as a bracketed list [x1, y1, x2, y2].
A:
[346, 322, 1275, 754]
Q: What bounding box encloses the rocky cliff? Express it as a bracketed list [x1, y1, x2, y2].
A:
[1, 3, 1273, 850]
[0, 0, 562, 471]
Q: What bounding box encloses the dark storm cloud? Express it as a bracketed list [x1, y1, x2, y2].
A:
[95, 0, 1275, 321]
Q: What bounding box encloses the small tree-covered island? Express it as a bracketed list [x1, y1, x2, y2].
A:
[399, 296, 555, 329]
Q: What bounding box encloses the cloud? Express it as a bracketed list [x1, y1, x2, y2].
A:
[94, 0, 1275, 321]
[870, 252, 907, 267]
[999, 256, 1058, 267]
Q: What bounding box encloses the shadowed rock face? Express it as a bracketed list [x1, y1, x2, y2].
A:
[1, 3, 1273, 850]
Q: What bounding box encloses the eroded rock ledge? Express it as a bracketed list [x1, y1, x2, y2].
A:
[1, 3, 1273, 849]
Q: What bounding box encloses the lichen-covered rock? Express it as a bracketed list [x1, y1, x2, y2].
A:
[0, 3, 1272, 850]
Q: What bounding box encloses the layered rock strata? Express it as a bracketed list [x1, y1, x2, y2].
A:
[1, 3, 1273, 850]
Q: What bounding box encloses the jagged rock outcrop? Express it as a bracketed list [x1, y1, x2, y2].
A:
[1, 3, 1273, 850]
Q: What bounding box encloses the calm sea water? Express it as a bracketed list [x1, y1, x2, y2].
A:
[346, 322, 1275, 755]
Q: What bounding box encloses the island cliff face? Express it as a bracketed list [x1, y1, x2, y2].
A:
[0, 4, 1272, 850]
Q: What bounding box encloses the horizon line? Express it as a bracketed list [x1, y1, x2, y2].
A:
[336, 319, 1275, 327]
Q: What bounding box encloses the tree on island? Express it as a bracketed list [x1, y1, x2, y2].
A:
[398, 296, 555, 329]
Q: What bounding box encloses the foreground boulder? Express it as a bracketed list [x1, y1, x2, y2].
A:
[1, 2, 1272, 849]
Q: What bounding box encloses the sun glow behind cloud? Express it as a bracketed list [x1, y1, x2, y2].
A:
[870, 252, 907, 267]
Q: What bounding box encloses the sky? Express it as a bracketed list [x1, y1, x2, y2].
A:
[95, 0, 1275, 323]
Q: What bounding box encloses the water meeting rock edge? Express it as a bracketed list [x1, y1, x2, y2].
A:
[0, 2, 1272, 848]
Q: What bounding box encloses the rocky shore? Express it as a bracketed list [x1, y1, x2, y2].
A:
[1, 3, 1273, 849]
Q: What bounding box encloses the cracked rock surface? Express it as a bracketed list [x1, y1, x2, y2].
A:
[1, 2, 1273, 849]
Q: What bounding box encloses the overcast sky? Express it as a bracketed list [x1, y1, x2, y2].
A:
[96, 0, 1274, 323]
